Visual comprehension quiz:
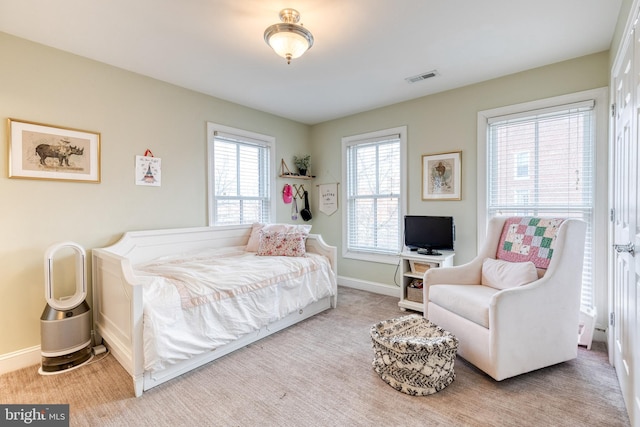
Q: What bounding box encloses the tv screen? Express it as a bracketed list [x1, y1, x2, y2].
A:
[404, 215, 455, 255]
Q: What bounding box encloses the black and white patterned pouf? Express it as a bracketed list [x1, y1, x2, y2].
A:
[370, 314, 458, 396]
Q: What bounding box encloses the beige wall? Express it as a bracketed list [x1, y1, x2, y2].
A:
[0, 32, 310, 355]
[0, 28, 614, 357]
[310, 52, 610, 291]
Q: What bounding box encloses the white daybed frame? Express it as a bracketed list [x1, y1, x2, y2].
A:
[91, 225, 337, 397]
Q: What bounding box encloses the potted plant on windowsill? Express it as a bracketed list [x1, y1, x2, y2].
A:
[294, 155, 311, 177]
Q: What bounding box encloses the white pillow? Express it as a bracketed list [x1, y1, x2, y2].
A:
[246, 223, 311, 252]
[481, 258, 538, 290]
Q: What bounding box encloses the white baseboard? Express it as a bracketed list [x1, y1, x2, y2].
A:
[338, 275, 401, 298]
[0, 345, 40, 375]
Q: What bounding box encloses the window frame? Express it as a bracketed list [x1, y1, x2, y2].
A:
[477, 88, 608, 310]
[206, 122, 276, 226]
[341, 126, 407, 264]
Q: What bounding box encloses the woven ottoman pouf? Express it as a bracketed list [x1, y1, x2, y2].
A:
[370, 314, 459, 396]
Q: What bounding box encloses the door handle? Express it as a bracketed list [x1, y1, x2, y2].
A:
[613, 242, 635, 256]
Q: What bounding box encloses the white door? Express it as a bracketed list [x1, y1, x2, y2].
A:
[611, 22, 639, 427]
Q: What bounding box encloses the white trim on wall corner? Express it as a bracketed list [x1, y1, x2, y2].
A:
[0, 345, 40, 375]
[338, 276, 401, 298]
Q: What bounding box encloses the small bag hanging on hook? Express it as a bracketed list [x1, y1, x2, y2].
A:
[291, 197, 299, 220]
[300, 190, 312, 221]
[283, 184, 293, 204]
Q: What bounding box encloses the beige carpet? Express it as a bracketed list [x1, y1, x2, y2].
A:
[0, 287, 630, 427]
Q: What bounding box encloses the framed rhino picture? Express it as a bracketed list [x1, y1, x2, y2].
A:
[8, 119, 100, 182]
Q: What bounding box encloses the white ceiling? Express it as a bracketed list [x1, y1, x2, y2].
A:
[0, 0, 623, 125]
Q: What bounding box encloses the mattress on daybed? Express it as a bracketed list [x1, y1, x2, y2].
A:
[133, 246, 336, 372]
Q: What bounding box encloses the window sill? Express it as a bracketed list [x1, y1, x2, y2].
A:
[343, 250, 400, 265]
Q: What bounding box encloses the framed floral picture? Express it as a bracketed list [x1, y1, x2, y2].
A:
[8, 118, 100, 183]
[422, 151, 461, 200]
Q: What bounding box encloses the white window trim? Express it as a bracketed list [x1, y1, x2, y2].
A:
[206, 122, 276, 226]
[341, 126, 407, 265]
[477, 88, 607, 242]
[477, 87, 608, 309]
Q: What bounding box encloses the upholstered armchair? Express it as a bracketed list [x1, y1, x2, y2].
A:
[423, 216, 587, 381]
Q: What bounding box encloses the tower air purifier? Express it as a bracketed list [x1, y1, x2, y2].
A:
[39, 242, 93, 374]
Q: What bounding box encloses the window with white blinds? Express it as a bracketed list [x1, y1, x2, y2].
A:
[486, 100, 595, 308]
[342, 127, 406, 260]
[207, 123, 274, 226]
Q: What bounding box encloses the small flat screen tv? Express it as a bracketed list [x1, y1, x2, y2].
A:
[404, 215, 455, 255]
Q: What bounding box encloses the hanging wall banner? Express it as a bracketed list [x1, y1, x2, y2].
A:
[135, 151, 161, 187]
[318, 183, 338, 216]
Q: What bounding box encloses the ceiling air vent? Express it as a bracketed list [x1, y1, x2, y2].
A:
[405, 70, 439, 84]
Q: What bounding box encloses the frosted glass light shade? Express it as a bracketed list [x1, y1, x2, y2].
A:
[267, 28, 310, 60]
[264, 9, 314, 64]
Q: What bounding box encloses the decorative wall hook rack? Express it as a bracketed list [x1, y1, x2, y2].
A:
[292, 184, 306, 199]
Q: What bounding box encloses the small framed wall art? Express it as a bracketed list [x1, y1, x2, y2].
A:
[135, 149, 161, 187]
[8, 118, 101, 183]
[422, 150, 461, 201]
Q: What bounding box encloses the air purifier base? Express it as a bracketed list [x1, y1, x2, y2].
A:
[39, 344, 93, 375]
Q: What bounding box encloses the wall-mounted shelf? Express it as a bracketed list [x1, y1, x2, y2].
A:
[279, 158, 313, 179]
[279, 174, 313, 180]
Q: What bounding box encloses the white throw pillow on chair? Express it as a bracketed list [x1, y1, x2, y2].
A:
[481, 258, 538, 290]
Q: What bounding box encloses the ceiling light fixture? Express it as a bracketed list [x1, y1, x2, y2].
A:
[264, 8, 314, 64]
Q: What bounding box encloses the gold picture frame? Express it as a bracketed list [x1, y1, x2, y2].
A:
[8, 118, 101, 183]
[422, 151, 461, 200]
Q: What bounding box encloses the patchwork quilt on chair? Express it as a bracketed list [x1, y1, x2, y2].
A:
[496, 217, 564, 269]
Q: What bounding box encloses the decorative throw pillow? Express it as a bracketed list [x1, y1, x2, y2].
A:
[246, 223, 311, 252]
[481, 258, 538, 290]
[257, 231, 307, 257]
